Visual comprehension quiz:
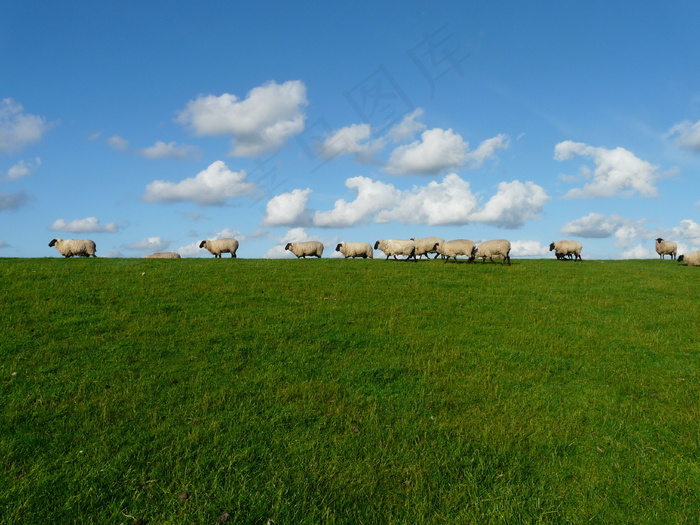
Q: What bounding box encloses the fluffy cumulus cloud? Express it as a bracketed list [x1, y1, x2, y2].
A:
[50, 217, 119, 233]
[107, 135, 129, 152]
[4, 157, 41, 181]
[470, 180, 550, 228]
[126, 237, 170, 253]
[667, 120, 700, 152]
[555, 141, 660, 198]
[0, 99, 54, 154]
[0, 190, 30, 211]
[314, 177, 400, 227]
[561, 213, 649, 248]
[316, 124, 384, 162]
[143, 160, 257, 206]
[137, 141, 199, 160]
[262, 188, 313, 226]
[176, 80, 308, 157]
[385, 129, 509, 175]
[387, 108, 427, 143]
[667, 219, 700, 244]
[510, 240, 550, 257]
[266, 174, 548, 229]
[385, 128, 469, 175]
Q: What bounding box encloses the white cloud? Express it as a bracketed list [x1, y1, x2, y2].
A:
[5, 157, 41, 181]
[387, 108, 426, 143]
[316, 123, 384, 162]
[50, 217, 119, 233]
[620, 244, 655, 259]
[126, 237, 170, 252]
[511, 240, 550, 257]
[385, 128, 469, 175]
[107, 135, 129, 152]
[376, 173, 479, 225]
[0, 99, 54, 154]
[667, 120, 700, 152]
[314, 177, 399, 227]
[385, 129, 509, 175]
[137, 141, 199, 160]
[262, 188, 313, 226]
[560, 212, 649, 248]
[143, 160, 257, 206]
[175, 80, 308, 157]
[667, 219, 700, 244]
[0, 191, 30, 211]
[555, 141, 660, 198]
[470, 180, 550, 228]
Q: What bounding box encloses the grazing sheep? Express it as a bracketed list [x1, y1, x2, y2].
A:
[475, 239, 511, 265]
[48, 238, 97, 258]
[335, 242, 373, 259]
[411, 237, 444, 259]
[549, 240, 583, 261]
[655, 238, 677, 260]
[374, 239, 417, 262]
[199, 238, 239, 258]
[285, 241, 324, 258]
[145, 252, 181, 259]
[678, 251, 700, 267]
[434, 239, 476, 263]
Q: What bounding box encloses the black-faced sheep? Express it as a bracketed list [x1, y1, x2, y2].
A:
[373, 239, 417, 262]
[285, 241, 324, 258]
[549, 240, 583, 261]
[475, 239, 511, 265]
[335, 242, 373, 259]
[199, 238, 239, 258]
[48, 238, 97, 258]
[434, 239, 476, 263]
[655, 238, 677, 260]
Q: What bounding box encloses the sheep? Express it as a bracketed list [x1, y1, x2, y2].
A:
[145, 252, 181, 259]
[285, 241, 324, 258]
[48, 238, 97, 258]
[474, 239, 511, 265]
[655, 238, 677, 260]
[199, 238, 239, 258]
[373, 239, 417, 262]
[549, 240, 583, 261]
[410, 237, 444, 259]
[434, 239, 476, 263]
[678, 251, 700, 267]
[335, 242, 373, 259]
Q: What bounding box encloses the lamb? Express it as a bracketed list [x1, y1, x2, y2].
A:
[678, 251, 700, 267]
[474, 239, 511, 265]
[655, 238, 677, 260]
[48, 238, 97, 258]
[549, 240, 583, 261]
[410, 237, 444, 259]
[434, 239, 476, 263]
[145, 252, 181, 259]
[199, 238, 239, 258]
[335, 242, 373, 259]
[373, 239, 417, 262]
[285, 241, 324, 258]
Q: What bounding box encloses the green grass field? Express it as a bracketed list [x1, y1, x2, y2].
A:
[1, 257, 698, 524]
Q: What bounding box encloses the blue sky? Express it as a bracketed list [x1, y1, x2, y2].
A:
[2, 1, 700, 258]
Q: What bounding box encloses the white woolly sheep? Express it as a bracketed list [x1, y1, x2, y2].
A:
[199, 238, 239, 258]
[48, 238, 97, 258]
[335, 242, 373, 259]
[285, 241, 324, 258]
[655, 238, 677, 260]
[549, 240, 583, 261]
[475, 239, 511, 265]
[145, 252, 181, 259]
[678, 251, 700, 267]
[373, 239, 417, 262]
[410, 237, 444, 259]
[434, 239, 476, 263]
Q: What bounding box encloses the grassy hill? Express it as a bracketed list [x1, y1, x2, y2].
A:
[1, 257, 698, 524]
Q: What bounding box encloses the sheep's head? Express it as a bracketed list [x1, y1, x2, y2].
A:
[198, 240, 207, 249]
[48, 238, 60, 247]
[678, 255, 685, 262]
[284, 243, 292, 251]
[335, 243, 343, 252]
[549, 242, 556, 251]
[655, 238, 664, 243]
[373, 240, 381, 250]
[432, 242, 440, 251]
